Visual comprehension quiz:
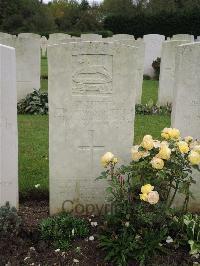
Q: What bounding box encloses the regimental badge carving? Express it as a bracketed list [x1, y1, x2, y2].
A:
[72, 65, 112, 95]
[72, 54, 113, 96]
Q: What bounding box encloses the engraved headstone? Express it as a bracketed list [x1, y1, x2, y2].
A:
[172, 42, 200, 211]
[0, 45, 18, 208]
[158, 40, 188, 105]
[48, 42, 137, 214]
[144, 34, 165, 78]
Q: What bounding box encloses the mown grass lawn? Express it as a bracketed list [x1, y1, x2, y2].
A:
[18, 113, 170, 196]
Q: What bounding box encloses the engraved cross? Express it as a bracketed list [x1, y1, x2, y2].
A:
[78, 130, 105, 176]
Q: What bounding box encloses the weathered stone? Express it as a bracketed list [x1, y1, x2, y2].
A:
[144, 34, 165, 78]
[172, 42, 200, 211]
[18, 33, 40, 39]
[0, 44, 18, 208]
[16, 35, 41, 100]
[48, 33, 71, 45]
[48, 41, 138, 215]
[40, 36, 48, 56]
[158, 40, 188, 105]
[113, 34, 135, 40]
[172, 34, 194, 42]
[81, 34, 102, 41]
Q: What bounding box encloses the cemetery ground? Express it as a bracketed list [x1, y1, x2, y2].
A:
[2, 80, 192, 266]
[1, 59, 198, 265]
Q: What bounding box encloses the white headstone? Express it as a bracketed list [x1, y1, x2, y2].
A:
[0, 45, 18, 208]
[172, 34, 194, 42]
[48, 33, 71, 45]
[144, 34, 165, 78]
[18, 33, 40, 39]
[172, 42, 200, 211]
[113, 34, 135, 40]
[158, 40, 188, 105]
[40, 36, 48, 56]
[16, 36, 41, 100]
[0, 32, 12, 39]
[48, 41, 137, 215]
[81, 34, 102, 41]
[107, 38, 144, 103]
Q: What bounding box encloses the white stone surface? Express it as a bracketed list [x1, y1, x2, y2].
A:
[0, 45, 18, 208]
[158, 40, 188, 105]
[48, 41, 137, 215]
[48, 33, 71, 45]
[18, 33, 40, 39]
[0, 32, 12, 38]
[172, 34, 194, 42]
[113, 34, 135, 40]
[107, 38, 144, 103]
[0, 35, 41, 100]
[16, 35, 41, 100]
[172, 42, 200, 211]
[81, 34, 102, 41]
[40, 36, 48, 56]
[144, 34, 165, 78]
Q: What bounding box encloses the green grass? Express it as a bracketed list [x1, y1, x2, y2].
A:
[41, 57, 48, 91]
[41, 56, 48, 77]
[134, 115, 170, 144]
[141, 80, 158, 104]
[18, 115, 49, 197]
[18, 113, 170, 196]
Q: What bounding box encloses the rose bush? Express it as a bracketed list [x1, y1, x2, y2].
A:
[97, 128, 200, 265]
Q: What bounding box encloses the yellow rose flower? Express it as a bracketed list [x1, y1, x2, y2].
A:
[177, 141, 189, 154]
[101, 152, 114, 167]
[141, 184, 154, 194]
[151, 157, 164, 170]
[161, 128, 180, 140]
[188, 151, 200, 165]
[153, 140, 161, 148]
[184, 136, 193, 143]
[141, 135, 154, 150]
[189, 140, 200, 149]
[131, 146, 142, 162]
[140, 193, 148, 202]
[161, 128, 171, 140]
[113, 157, 118, 164]
[170, 128, 180, 139]
[157, 142, 171, 160]
[147, 191, 159, 204]
[193, 145, 200, 154]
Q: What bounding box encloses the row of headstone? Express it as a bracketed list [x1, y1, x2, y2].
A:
[0, 39, 199, 213]
[0, 33, 40, 101]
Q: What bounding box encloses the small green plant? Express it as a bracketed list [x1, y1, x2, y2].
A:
[152, 57, 161, 80]
[183, 213, 200, 255]
[17, 89, 48, 115]
[135, 102, 172, 115]
[40, 212, 89, 250]
[97, 129, 200, 265]
[0, 202, 22, 238]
